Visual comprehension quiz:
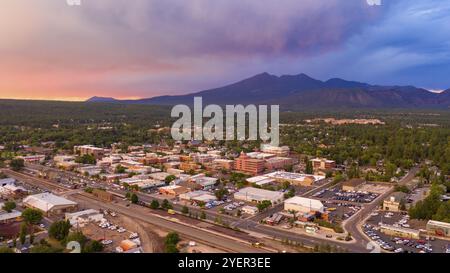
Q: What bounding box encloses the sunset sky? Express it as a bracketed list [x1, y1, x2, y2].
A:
[1, 0, 450, 100]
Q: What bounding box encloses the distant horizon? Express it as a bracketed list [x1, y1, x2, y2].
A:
[2, 1, 450, 100]
[0, 71, 447, 102]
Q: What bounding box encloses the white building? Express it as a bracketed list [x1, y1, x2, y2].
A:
[65, 209, 104, 227]
[179, 190, 216, 203]
[284, 196, 325, 214]
[234, 187, 284, 204]
[0, 178, 15, 187]
[241, 205, 259, 215]
[23, 193, 78, 215]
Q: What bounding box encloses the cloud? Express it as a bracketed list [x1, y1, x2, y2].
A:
[2, 0, 450, 99]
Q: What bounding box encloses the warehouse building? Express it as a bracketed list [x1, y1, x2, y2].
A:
[284, 196, 325, 214]
[23, 193, 78, 216]
[234, 187, 284, 204]
[426, 220, 450, 238]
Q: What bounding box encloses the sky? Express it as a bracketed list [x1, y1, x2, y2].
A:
[1, 0, 450, 101]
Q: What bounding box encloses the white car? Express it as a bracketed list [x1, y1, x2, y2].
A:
[101, 240, 113, 245]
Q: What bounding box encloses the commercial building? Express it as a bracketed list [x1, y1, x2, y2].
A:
[65, 209, 104, 227]
[18, 154, 46, 164]
[284, 196, 325, 214]
[241, 205, 259, 215]
[23, 193, 78, 215]
[380, 224, 420, 239]
[260, 144, 290, 157]
[383, 192, 407, 212]
[234, 187, 284, 204]
[0, 178, 15, 187]
[265, 157, 295, 171]
[212, 159, 234, 170]
[246, 176, 275, 186]
[234, 152, 265, 176]
[158, 185, 190, 196]
[74, 145, 107, 160]
[0, 203, 22, 224]
[179, 190, 216, 203]
[264, 171, 325, 187]
[92, 189, 114, 202]
[310, 158, 336, 171]
[426, 220, 450, 238]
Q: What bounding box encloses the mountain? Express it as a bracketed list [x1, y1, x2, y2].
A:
[86, 96, 118, 103]
[86, 73, 450, 109]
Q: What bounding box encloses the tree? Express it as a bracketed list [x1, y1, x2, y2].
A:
[83, 240, 104, 253]
[2, 201, 16, 213]
[10, 158, 24, 171]
[65, 231, 88, 247]
[256, 200, 272, 212]
[75, 154, 96, 165]
[150, 200, 160, 210]
[19, 222, 28, 245]
[130, 193, 139, 204]
[181, 206, 189, 214]
[164, 175, 176, 185]
[49, 220, 72, 241]
[21, 208, 43, 226]
[161, 199, 171, 209]
[215, 188, 229, 201]
[305, 160, 313, 174]
[165, 232, 180, 245]
[115, 164, 126, 174]
[200, 211, 206, 220]
[164, 232, 180, 253]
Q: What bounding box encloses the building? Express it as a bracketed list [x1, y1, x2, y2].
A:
[241, 205, 259, 215]
[264, 171, 325, 187]
[179, 190, 216, 203]
[179, 162, 201, 172]
[426, 220, 450, 238]
[0, 203, 22, 224]
[158, 185, 190, 196]
[383, 192, 407, 212]
[310, 158, 336, 171]
[260, 144, 290, 157]
[265, 157, 295, 171]
[234, 152, 265, 175]
[380, 224, 420, 239]
[284, 196, 325, 214]
[92, 189, 114, 202]
[18, 154, 46, 164]
[23, 193, 78, 215]
[189, 174, 218, 190]
[65, 209, 104, 227]
[212, 159, 234, 170]
[234, 187, 284, 204]
[246, 176, 275, 186]
[74, 145, 107, 160]
[342, 178, 366, 192]
[0, 178, 15, 187]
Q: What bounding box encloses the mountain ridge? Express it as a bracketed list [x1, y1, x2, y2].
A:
[86, 73, 450, 109]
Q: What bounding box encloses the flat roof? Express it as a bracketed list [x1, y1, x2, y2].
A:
[284, 196, 324, 210]
[427, 220, 450, 229]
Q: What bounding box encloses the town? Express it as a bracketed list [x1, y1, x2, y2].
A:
[1, 124, 449, 253]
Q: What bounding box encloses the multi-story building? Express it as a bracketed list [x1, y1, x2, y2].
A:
[310, 158, 336, 171]
[74, 145, 107, 160]
[260, 144, 290, 157]
[234, 152, 265, 175]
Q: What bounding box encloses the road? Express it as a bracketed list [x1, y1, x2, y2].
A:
[3, 168, 269, 253]
[343, 166, 421, 250]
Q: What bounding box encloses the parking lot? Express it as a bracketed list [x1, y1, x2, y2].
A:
[313, 188, 379, 204]
[363, 211, 450, 253]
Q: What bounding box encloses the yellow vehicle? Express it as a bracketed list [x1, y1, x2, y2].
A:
[168, 209, 176, 215]
[327, 207, 337, 212]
